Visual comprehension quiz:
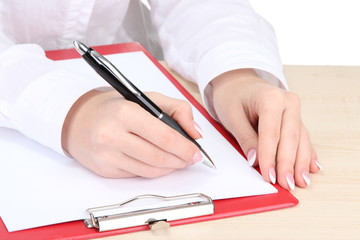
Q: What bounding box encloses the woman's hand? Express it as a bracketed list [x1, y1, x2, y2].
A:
[211, 69, 321, 190]
[61, 89, 203, 178]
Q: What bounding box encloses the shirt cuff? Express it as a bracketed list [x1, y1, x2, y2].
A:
[12, 69, 106, 155]
[195, 42, 288, 120]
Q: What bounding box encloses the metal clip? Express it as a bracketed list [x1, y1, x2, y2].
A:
[84, 193, 214, 232]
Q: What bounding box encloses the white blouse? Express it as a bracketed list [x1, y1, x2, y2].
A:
[0, 0, 287, 155]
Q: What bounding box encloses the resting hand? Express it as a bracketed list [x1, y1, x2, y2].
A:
[61, 89, 203, 178]
[211, 69, 321, 190]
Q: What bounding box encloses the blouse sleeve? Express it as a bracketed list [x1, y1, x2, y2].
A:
[0, 34, 105, 155]
[150, 0, 288, 118]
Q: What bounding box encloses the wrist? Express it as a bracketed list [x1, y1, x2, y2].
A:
[210, 69, 267, 106]
[211, 68, 263, 90]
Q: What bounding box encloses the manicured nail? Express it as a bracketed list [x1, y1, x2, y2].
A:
[315, 160, 322, 171]
[193, 121, 203, 138]
[269, 167, 276, 184]
[192, 150, 203, 163]
[286, 173, 295, 191]
[302, 170, 311, 186]
[247, 149, 256, 167]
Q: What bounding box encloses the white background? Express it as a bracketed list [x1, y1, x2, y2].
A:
[250, 0, 360, 65]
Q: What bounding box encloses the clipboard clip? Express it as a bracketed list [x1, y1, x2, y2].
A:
[84, 193, 214, 232]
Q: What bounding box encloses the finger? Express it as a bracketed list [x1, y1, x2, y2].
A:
[119, 132, 190, 169]
[149, 93, 202, 139]
[84, 149, 137, 178]
[85, 129, 179, 178]
[310, 145, 321, 173]
[292, 125, 312, 188]
[103, 151, 176, 178]
[220, 106, 259, 167]
[126, 103, 201, 165]
[276, 106, 301, 191]
[95, 167, 137, 179]
[79, 152, 138, 178]
[257, 103, 283, 185]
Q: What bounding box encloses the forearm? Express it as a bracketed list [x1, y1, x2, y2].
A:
[0, 43, 106, 155]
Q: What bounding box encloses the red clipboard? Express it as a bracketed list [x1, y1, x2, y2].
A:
[0, 43, 298, 240]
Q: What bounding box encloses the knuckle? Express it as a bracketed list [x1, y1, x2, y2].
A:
[288, 131, 300, 143]
[286, 92, 301, 108]
[256, 89, 284, 111]
[113, 102, 135, 122]
[179, 100, 192, 112]
[159, 131, 178, 148]
[265, 131, 280, 143]
[91, 126, 114, 146]
[237, 134, 255, 147]
[264, 88, 284, 102]
[153, 152, 169, 166]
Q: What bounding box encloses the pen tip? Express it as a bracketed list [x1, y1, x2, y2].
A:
[200, 149, 216, 169]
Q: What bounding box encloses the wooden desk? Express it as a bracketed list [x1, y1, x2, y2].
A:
[101, 65, 360, 240]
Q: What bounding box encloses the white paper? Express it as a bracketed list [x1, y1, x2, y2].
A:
[0, 51, 277, 232]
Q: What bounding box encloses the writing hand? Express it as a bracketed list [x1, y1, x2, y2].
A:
[61, 89, 203, 178]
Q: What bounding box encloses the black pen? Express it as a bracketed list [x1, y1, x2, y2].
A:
[73, 41, 216, 169]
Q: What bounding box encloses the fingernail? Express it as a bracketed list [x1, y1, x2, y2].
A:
[192, 150, 203, 163]
[315, 160, 322, 171]
[269, 167, 276, 184]
[247, 149, 256, 167]
[302, 170, 311, 186]
[286, 173, 295, 191]
[193, 121, 203, 138]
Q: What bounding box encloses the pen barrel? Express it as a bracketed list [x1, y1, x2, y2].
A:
[160, 112, 200, 149]
[82, 51, 163, 117]
[82, 52, 135, 100]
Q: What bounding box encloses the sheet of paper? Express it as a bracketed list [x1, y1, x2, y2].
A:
[0, 51, 277, 232]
